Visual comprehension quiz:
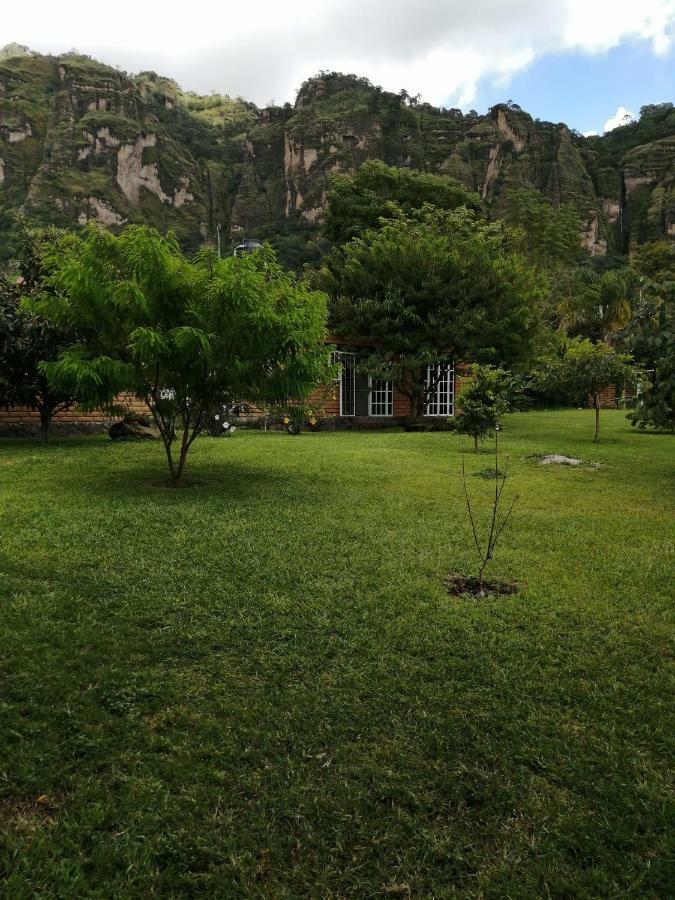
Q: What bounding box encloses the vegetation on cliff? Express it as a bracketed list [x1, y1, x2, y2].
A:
[1, 47, 673, 269]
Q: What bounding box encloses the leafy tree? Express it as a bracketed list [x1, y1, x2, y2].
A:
[558, 267, 635, 340]
[321, 206, 544, 422]
[615, 240, 675, 431]
[552, 339, 637, 441]
[453, 366, 512, 451]
[631, 240, 675, 281]
[325, 160, 479, 246]
[504, 188, 582, 269]
[622, 285, 674, 432]
[0, 224, 78, 442]
[34, 226, 332, 485]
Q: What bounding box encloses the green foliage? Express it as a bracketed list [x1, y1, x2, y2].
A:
[322, 203, 544, 421]
[631, 241, 675, 281]
[504, 188, 583, 268]
[0, 51, 672, 275]
[33, 226, 332, 483]
[275, 402, 322, 435]
[557, 266, 636, 340]
[548, 339, 637, 440]
[0, 222, 78, 440]
[585, 103, 675, 169]
[325, 159, 479, 245]
[453, 366, 513, 450]
[621, 277, 674, 432]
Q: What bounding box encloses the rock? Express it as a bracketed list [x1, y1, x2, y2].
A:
[109, 415, 158, 441]
[540, 454, 582, 466]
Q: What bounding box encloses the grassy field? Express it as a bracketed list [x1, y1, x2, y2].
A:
[0, 410, 673, 897]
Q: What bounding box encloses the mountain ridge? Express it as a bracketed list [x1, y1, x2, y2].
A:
[1, 46, 673, 267]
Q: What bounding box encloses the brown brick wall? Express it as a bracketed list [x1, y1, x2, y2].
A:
[0, 394, 148, 428]
[592, 385, 635, 409]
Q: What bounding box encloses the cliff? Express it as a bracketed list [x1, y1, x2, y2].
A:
[1, 49, 673, 266]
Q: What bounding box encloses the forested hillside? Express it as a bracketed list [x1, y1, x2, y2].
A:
[1, 45, 673, 267]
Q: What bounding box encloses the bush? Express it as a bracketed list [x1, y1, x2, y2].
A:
[452, 366, 513, 451]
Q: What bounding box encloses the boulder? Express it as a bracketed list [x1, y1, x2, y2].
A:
[109, 414, 158, 441]
[540, 454, 582, 466]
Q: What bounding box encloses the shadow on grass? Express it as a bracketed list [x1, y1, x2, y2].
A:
[64, 453, 334, 509]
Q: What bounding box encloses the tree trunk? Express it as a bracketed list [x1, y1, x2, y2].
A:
[170, 419, 192, 487]
[408, 392, 420, 424]
[474, 435, 479, 453]
[407, 385, 427, 424]
[172, 448, 189, 487]
[39, 408, 52, 444]
[594, 397, 600, 442]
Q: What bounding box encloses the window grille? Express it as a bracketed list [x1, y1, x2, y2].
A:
[424, 364, 454, 416]
[335, 351, 356, 416]
[369, 377, 393, 417]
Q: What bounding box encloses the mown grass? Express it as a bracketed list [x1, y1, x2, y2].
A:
[0, 410, 673, 897]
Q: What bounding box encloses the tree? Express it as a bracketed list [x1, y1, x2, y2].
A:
[0, 224, 78, 442]
[553, 339, 637, 441]
[324, 159, 479, 246]
[630, 240, 675, 281]
[461, 429, 519, 596]
[321, 206, 544, 423]
[552, 266, 637, 341]
[453, 366, 512, 451]
[621, 282, 674, 432]
[504, 188, 582, 269]
[34, 225, 332, 485]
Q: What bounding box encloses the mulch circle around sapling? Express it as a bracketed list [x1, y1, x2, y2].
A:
[445, 574, 519, 598]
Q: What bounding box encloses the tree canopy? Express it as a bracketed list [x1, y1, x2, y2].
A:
[33, 225, 332, 484]
[324, 159, 479, 246]
[551, 339, 636, 441]
[453, 366, 513, 451]
[321, 205, 544, 421]
[0, 223, 78, 442]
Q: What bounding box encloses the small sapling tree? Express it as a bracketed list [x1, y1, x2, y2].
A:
[33, 226, 332, 485]
[553, 339, 637, 441]
[461, 428, 519, 597]
[453, 365, 512, 451]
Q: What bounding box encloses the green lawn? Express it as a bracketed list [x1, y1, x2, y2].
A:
[0, 410, 673, 897]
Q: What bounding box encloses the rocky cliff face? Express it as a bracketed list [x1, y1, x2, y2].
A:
[1, 51, 673, 265]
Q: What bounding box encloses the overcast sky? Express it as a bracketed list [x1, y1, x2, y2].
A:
[3, 1, 674, 133]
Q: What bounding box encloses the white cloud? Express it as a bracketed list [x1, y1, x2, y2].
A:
[603, 106, 636, 132]
[2, 1, 674, 107]
[583, 130, 599, 137]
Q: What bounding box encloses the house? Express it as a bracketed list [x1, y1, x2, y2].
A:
[315, 346, 459, 426]
[0, 346, 461, 434]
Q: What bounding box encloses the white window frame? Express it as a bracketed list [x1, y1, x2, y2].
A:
[368, 376, 393, 417]
[336, 351, 356, 417]
[424, 364, 454, 417]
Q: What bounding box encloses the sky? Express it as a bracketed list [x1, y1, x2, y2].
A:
[2, 1, 674, 134]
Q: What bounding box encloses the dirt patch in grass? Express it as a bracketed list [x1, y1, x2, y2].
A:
[0, 794, 61, 832]
[445, 574, 519, 598]
[472, 466, 506, 479]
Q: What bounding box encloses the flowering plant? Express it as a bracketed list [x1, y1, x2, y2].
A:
[205, 402, 243, 436]
[275, 402, 320, 434]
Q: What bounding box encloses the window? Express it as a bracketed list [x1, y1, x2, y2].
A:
[425, 364, 454, 416]
[336, 351, 356, 416]
[369, 377, 393, 417]
[335, 352, 393, 417]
